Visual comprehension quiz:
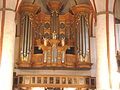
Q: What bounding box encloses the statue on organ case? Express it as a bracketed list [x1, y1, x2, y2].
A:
[61, 37, 65, 46]
[43, 38, 48, 46]
[52, 31, 57, 40]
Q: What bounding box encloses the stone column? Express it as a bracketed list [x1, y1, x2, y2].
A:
[0, 0, 21, 90]
[108, 13, 119, 89]
[96, 12, 110, 89]
[95, 0, 119, 89]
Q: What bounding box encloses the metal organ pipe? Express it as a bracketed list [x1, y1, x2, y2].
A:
[26, 16, 29, 56]
[29, 22, 32, 54]
[81, 15, 86, 57]
[44, 51, 47, 63]
[23, 15, 28, 57]
[79, 16, 82, 54]
[62, 51, 65, 63]
[53, 12, 56, 32]
[56, 13, 59, 34]
[77, 20, 80, 53]
[23, 16, 27, 57]
[20, 15, 32, 61]
[20, 16, 25, 56]
[76, 14, 89, 61]
[51, 12, 55, 33]
[52, 45, 57, 63]
[51, 13, 53, 33]
[27, 17, 31, 55]
[84, 16, 87, 56]
[85, 21, 89, 54]
[51, 12, 59, 35]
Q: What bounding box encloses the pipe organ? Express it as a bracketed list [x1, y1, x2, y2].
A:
[17, 2, 93, 69]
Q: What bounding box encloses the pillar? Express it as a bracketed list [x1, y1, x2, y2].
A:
[96, 12, 110, 89]
[94, 0, 119, 89]
[0, 0, 21, 90]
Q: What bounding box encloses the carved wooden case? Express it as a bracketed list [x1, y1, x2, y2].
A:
[16, 2, 93, 69]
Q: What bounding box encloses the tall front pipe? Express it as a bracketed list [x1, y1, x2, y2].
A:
[77, 21, 80, 53]
[81, 16, 86, 57]
[84, 16, 87, 56]
[23, 15, 28, 57]
[20, 16, 25, 57]
[80, 16, 82, 54]
[27, 17, 31, 55]
[47, 1, 63, 35]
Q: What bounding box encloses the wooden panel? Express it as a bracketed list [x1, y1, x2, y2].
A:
[17, 75, 96, 89]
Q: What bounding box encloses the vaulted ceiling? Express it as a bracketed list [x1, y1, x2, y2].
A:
[21, 0, 120, 21]
[21, 0, 90, 14]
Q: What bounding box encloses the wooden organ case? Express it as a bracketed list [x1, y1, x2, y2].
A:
[16, 1, 94, 70]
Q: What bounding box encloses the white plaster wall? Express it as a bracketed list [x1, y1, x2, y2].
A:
[95, 14, 110, 89]
[15, 69, 91, 76]
[109, 14, 119, 89]
[14, 37, 20, 64]
[90, 37, 96, 77]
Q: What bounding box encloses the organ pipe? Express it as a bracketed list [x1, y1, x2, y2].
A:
[44, 51, 47, 63]
[22, 16, 26, 57]
[51, 12, 59, 36]
[81, 15, 86, 57]
[20, 17, 25, 56]
[23, 15, 28, 57]
[62, 51, 65, 63]
[27, 18, 32, 54]
[79, 16, 82, 54]
[76, 15, 89, 59]
[77, 21, 80, 53]
[27, 16, 30, 54]
[85, 21, 89, 52]
[20, 15, 32, 61]
[52, 45, 57, 63]
[84, 16, 87, 56]
[30, 22, 32, 54]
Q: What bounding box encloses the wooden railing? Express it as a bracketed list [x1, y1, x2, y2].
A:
[17, 75, 96, 89]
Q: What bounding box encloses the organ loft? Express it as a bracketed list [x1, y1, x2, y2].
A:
[0, 0, 120, 90]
